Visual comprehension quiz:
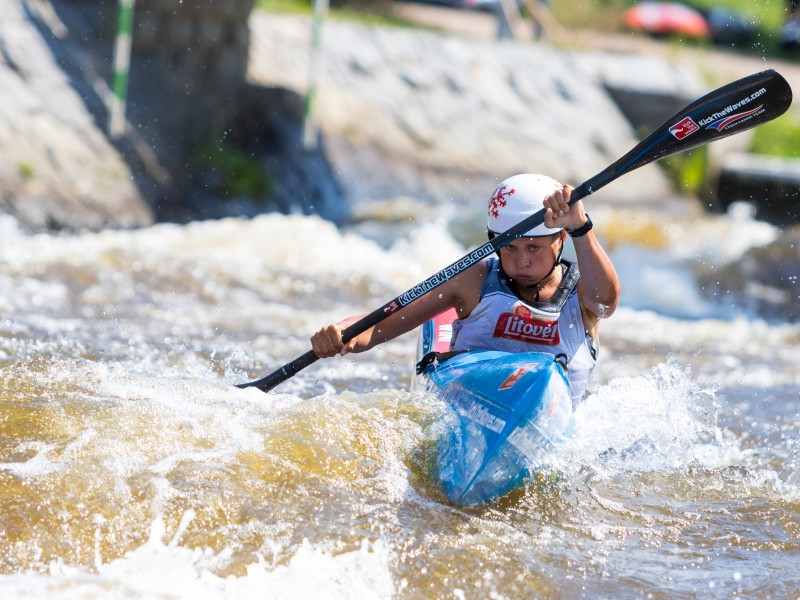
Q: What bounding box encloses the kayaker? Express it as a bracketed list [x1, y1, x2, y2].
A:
[310, 173, 620, 405]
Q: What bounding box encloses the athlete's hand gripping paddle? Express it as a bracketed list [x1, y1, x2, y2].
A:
[238, 69, 792, 393]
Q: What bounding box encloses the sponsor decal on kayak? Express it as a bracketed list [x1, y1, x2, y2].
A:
[436, 323, 453, 344]
[499, 365, 532, 390]
[507, 423, 552, 456]
[458, 399, 506, 433]
[494, 306, 559, 346]
[670, 86, 767, 139]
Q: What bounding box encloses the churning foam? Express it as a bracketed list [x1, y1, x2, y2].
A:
[551, 358, 740, 476]
[0, 512, 395, 600]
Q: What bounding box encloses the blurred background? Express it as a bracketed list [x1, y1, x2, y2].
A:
[3, 0, 800, 232]
[1, 2, 800, 598]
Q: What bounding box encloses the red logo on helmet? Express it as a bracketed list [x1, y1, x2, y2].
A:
[669, 117, 699, 140]
[488, 184, 515, 219]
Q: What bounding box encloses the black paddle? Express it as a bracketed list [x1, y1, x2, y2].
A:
[238, 68, 792, 393]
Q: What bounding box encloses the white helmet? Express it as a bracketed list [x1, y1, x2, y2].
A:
[487, 173, 563, 237]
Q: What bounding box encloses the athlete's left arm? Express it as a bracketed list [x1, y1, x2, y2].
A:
[543, 185, 621, 323]
[572, 228, 620, 322]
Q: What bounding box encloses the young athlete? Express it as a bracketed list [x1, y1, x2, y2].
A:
[310, 173, 620, 403]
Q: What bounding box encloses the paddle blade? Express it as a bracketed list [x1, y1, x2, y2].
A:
[235, 350, 319, 392]
[573, 69, 793, 200]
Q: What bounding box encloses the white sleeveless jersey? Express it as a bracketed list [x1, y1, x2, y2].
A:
[450, 257, 597, 406]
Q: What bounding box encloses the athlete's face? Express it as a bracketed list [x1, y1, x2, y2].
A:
[498, 233, 563, 285]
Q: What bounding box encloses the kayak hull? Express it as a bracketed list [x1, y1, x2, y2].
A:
[416, 310, 573, 506]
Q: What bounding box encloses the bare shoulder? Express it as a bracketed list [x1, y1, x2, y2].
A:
[447, 259, 489, 317]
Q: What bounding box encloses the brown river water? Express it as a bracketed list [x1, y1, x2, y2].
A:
[0, 203, 798, 598]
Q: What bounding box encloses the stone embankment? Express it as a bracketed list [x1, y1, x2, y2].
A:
[247, 11, 702, 215]
[0, 0, 152, 231]
[0, 1, 745, 232]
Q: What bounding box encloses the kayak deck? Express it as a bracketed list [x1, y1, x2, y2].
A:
[416, 309, 573, 506]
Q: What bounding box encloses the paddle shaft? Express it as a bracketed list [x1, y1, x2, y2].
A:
[238, 69, 792, 393]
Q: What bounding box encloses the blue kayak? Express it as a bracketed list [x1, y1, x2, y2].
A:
[415, 309, 574, 506]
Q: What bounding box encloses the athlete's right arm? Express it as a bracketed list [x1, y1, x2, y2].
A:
[310, 262, 486, 358]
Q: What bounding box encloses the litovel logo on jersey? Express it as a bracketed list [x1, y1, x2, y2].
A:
[493, 306, 559, 346]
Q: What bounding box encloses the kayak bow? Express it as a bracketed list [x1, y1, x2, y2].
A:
[416, 310, 573, 506]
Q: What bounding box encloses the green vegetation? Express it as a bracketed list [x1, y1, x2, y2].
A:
[255, 0, 414, 27]
[550, 0, 636, 31]
[750, 113, 800, 158]
[662, 147, 709, 197]
[255, 0, 310, 14]
[550, 0, 793, 58]
[193, 142, 273, 204]
[551, 0, 788, 34]
[17, 162, 34, 179]
[686, 0, 786, 32]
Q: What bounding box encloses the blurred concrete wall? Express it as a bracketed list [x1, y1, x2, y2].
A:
[54, 0, 259, 218]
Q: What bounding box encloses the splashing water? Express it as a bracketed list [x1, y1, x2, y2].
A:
[0, 513, 395, 600]
[1, 212, 799, 598]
